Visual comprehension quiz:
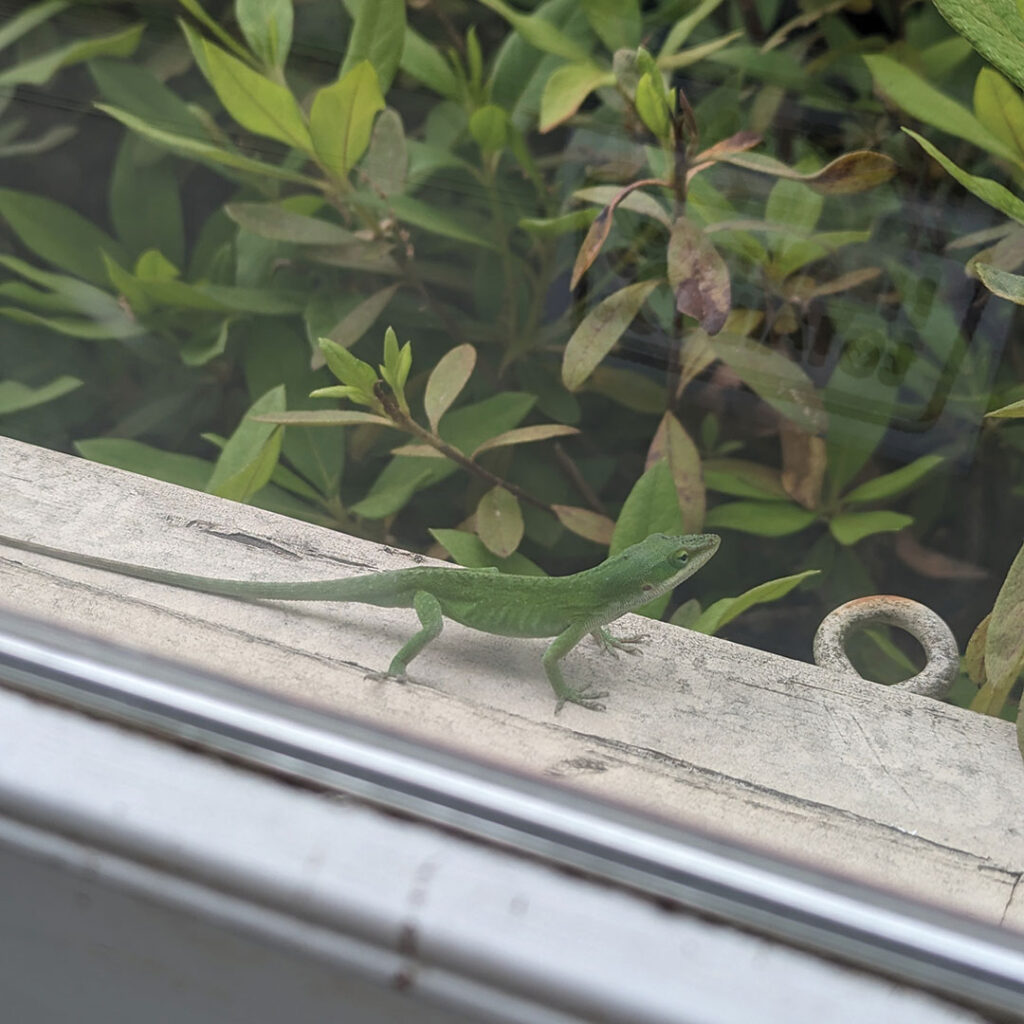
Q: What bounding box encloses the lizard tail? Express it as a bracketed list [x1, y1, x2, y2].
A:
[0, 533, 406, 604]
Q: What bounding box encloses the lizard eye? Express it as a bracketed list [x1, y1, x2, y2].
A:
[675, 549, 689, 564]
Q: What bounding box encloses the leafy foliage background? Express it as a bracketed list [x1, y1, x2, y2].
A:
[1, 0, 1022, 717]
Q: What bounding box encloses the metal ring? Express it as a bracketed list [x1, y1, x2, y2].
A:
[813, 596, 959, 700]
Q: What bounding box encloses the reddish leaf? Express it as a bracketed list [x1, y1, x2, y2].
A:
[667, 216, 731, 334]
[687, 130, 762, 181]
[570, 177, 668, 289]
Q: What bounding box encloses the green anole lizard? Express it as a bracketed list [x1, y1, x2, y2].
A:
[0, 530, 720, 712]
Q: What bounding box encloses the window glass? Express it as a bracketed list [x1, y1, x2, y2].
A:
[0, 0, 1020, 928]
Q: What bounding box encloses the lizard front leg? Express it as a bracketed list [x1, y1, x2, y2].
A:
[591, 627, 648, 656]
[543, 624, 609, 713]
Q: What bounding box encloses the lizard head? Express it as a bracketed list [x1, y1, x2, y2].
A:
[616, 532, 721, 607]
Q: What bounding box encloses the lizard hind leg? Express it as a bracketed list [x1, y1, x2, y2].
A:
[386, 590, 444, 678]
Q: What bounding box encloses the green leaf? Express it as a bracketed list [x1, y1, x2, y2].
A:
[766, 177, 823, 235]
[974, 67, 1024, 162]
[178, 0, 252, 60]
[469, 104, 509, 152]
[400, 25, 459, 98]
[75, 438, 212, 491]
[477, 486, 524, 557]
[207, 385, 286, 501]
[349, 468, 435, 518]
[0, 1, 66, 53]
[863, 54, 1018, 164]
[539, 61, 614, 132]
[974, 262, 1024, 304]
[979, 541, 1024, 710]
[0, 305, 138, 340]
[319, 337, 379, 392]
[473, 423, 579, 456]
[610, 460, 684, 618]
[705, 500, 817, 536]
[0, 375, 80, 415]
[383, 193, 499, 249]
[0, 23, 143, 88]
[828, 510, 913, 546]
[110, 136, 185, 266]
[843, 455, 945, 505]
[379, 326, 411, 409]
[702, 458, 788, 499]
[323, 283, 401, 350]
[693, 569, 820, 635]
[659, 0, 724, 56]
[0, 188, 126, 286]
[97, 103, 317, 185]
[310, 60, 385, 178]
[903, 129, 1024, 224]
[236, 0, 293, 69]
[197, 37, 311, 150]
[340, 0, 406, 93]
[0, 253, 130, 321]
[562, 279, 662, 390]
[181, 317, 232, 368]
[225, 202, 358, 245]
[475, 0, 591, 61]
[424, 344, 476, 432]
[252, 409, 392, 427]
[987, 397, 1024, 417]
[932, 0, 1024, 93]
[364, 108, 407, 196]
[582, 0, 640, 50]
[519, 209, 598, 237]
[429, 528, 544, 575]
[710, 332, 826, 434]
[635, 72, 671, 142]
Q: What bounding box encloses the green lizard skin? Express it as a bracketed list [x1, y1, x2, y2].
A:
[0, 530, 720, 712]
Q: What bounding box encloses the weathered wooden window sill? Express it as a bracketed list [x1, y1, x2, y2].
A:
[1, 436, 1020, 929]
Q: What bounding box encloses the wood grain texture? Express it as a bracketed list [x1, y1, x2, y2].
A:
[1, 435, 1021, 928]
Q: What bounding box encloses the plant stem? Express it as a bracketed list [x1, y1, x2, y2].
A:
[375, 383, 555, 513]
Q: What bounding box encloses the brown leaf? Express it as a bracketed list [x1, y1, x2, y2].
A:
[723, 149, 896, 195]
[646, 411, 706, 531]
[675, 328, 716, 397]
[965, 613, 990, 685]
[894, 532, 988, 581]
[779, 420, 825, 510]
[800, 150, 897, 195]
[570, 206, 614, 291]
[667, 216, 731, 334]
[687, 130, 763, 182]
[562, 280, 662, 391]
[551, 504, 615, 544]
[570, 177, 669, 289]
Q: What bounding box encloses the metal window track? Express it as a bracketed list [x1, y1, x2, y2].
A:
[0, 607, 1020, 1019]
